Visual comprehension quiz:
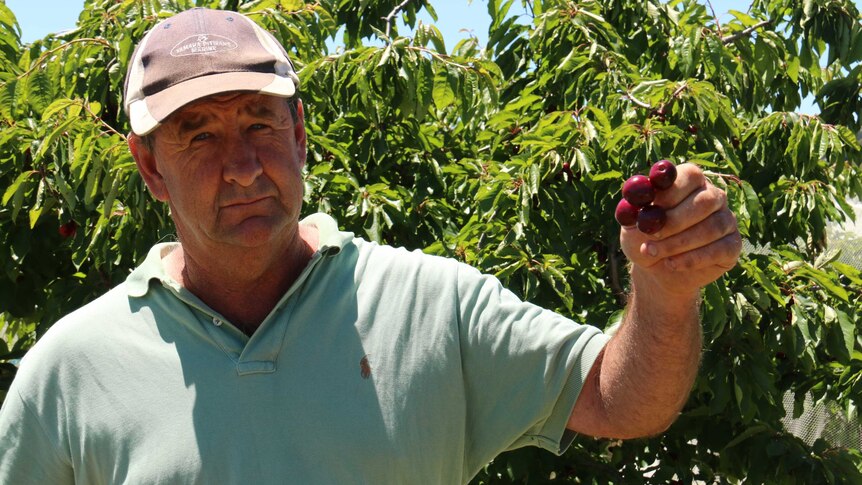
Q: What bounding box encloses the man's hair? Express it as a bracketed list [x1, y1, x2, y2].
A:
[139, 96, 301, 152]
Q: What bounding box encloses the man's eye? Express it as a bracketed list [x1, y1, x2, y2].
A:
[248, 123, 272, 131]
[191, 132, 212, 142]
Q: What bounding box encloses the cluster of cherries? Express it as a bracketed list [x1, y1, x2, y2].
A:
[614, 160, 677, 234]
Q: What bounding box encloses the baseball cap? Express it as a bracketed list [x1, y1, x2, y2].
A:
[123, 8, 300, 136]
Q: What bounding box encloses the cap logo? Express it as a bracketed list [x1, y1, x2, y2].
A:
[170, 34, 238, 57]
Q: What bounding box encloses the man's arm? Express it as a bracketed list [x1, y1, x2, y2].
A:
[567, 163, 742, 438]
[0, 389, 75, 484]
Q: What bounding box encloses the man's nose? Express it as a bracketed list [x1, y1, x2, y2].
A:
[222, 136, 263, 187]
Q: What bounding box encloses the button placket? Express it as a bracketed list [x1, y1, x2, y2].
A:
[160, 283, 245, 360]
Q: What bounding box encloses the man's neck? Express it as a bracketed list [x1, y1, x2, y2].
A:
[164, 225, 319, 334]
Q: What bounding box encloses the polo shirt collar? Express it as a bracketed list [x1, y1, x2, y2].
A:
[125, 213, 352, 298]
[300, 212, 353, 256]
[125, 243, 178, 297]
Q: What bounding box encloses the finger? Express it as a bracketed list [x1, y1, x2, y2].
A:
[619, 224, 653, 266]
[640, 208, 738, 260]
[652, 162, 707, 209]
[648, 182, 728, 240]
[662, 230, 743, 274]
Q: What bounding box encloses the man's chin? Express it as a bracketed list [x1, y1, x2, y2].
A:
[219, 216, 291, 249]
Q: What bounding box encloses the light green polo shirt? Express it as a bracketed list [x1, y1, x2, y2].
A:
[0, 213, 609, 484]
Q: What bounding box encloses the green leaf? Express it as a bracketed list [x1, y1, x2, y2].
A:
[831, 262, 862, 285]
[377, 44, 391, 67]
[28, 206, 42, 229]
[793, 304, 813, 346]
[2, 170, 36, 206]
[54, 170, 76, 211]
[40, 98, 78, 122]
[837, 309, 855, 358]
[724, 424, 769, 450]
[739, 260, 784, 303]
[590, 170, 622, 182]
[703, 282, 728, 338]
[432, 70, 455, 110]
[740, 181, 764, 235]
[24, 69, 54, 112]
[35, 117, 77, 161]
[796, 266, 849, 302]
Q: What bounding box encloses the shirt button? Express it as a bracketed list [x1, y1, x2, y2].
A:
[212, 317, 222, 326]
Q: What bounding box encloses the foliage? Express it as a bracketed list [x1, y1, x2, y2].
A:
[1, 0, 862, 482]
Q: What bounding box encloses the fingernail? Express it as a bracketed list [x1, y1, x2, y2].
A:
[646, 243, 658, 257]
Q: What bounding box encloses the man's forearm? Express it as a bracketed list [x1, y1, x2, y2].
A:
[593, 265, 702, 438]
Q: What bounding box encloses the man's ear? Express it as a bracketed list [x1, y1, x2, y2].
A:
[128, 133, 169, 202]
[293, 99, 307, 167]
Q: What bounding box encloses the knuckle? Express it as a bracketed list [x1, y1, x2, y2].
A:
[702, 210, 732, 239]
[693, 185, 717, 206]
[680, 254, 697, 270]
[681, 162, 703, 177]
[730, 231, 743, 252]
[707, 212, 723, 231]
[706, 185, 727, 210]
[719, 232, 743, 263]
[718, 209, 737, 233]
[715, 187, 728, 207]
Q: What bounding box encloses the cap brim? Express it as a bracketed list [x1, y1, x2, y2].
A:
[128, 72, 296, 136]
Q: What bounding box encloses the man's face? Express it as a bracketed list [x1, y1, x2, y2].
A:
[137, 93, 307, 253]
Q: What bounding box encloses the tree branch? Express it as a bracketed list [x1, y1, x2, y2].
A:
[706, 0, 723, 38]
[79, 99, 126, 142]
[721, 20, 770, 45]
[625, 91, 653, 109]
[653, 81, 689, 117]
[407, 45, 472, 70]
[525, 0, 535, 19]
[670, 82, 688, 100]
[383, 0, 412, 39]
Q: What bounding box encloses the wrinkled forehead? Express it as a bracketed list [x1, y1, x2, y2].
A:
[164, 92, 289, 126]
[141, 92, 295, 144]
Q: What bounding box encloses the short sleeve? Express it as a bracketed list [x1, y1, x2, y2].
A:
[455, 264, 609, 472]
[0, 388, 74, 485]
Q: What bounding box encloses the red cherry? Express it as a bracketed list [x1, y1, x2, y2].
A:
[622, 175, 655, 207]
[615, 199, 639, 226]
[649, 160, 677, 191]
[58, 220, 77, 238]
[637, 205, 666, 234]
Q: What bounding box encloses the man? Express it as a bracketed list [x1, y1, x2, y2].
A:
[0, 8, 741, 484]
